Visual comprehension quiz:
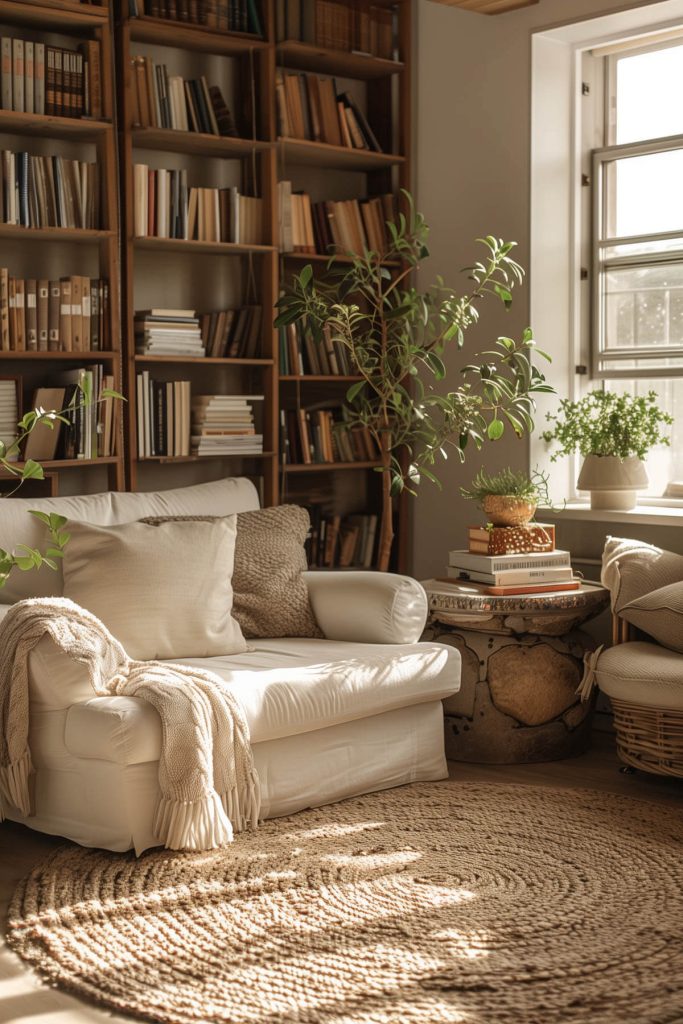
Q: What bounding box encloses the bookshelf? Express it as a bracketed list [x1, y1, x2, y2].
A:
[0, 0, 124, 496]
[276, 0, 412, 571]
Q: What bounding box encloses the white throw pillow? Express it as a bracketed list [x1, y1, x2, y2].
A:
[620, 581, 683, 654]
[62, 517, 248, 660]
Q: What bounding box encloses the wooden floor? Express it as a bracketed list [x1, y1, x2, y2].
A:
[0, 731, 681, 1024]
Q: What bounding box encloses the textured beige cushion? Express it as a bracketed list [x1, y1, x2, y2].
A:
[596, 642, 683, 710]
[62, 518, 248, 660]
[620, 581, 683, 654]
[601, 536, 683, 613]
[141, 505, 322, 639]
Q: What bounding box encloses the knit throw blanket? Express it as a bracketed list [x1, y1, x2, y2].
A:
[0, 598, 260, 851]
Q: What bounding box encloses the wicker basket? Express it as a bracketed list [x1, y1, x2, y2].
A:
[610, 697, 683, 778]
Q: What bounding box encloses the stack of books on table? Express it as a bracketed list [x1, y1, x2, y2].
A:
[135, 309, 205, 357]
[444, 547, 580, 596]
[191, 394, 263, 457]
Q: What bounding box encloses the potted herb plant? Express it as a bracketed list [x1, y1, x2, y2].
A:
[275, 195, 554, 571]
[542, 389, 673, 510]
[459, 467, 553, 526]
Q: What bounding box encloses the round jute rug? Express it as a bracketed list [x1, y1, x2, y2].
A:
[7, 782, 683, 1024]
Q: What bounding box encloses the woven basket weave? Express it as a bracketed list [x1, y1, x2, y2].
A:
[611, 697, 683, 778]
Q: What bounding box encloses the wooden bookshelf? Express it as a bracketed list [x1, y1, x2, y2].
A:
[0, 0, 124, 492]
[117, 1, 279, 498]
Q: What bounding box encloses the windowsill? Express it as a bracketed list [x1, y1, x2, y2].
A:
[538, 502, 683, 526]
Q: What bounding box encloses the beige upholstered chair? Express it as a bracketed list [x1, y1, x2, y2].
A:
[594, 538, 683, 778]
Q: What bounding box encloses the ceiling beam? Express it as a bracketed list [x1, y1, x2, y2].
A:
[428, 0, 539, 14]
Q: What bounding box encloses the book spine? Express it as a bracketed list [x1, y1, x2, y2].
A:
[1, 38, 11, 110]
[34, 43, 45, 115]
[24, 41, 34, 115]
[12, 39, 24, 114]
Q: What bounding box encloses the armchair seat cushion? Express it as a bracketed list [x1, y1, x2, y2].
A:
[64, 637, 460, 764]
[596, 641, 683, 711]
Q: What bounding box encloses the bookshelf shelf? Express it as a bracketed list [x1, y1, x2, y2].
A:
[135, 355, 274, 366]
[278, 138, 405, 171]
[284, 461, 382, 473]
[0, 110, 112, 141]
[139, 452, 276, 464]
[283, 251, 401, 268]
[280, 374, 362, 382]
[0, 457, 120, 473]
[0, 226, 115, 245]
[276, 41, 404, 80]
[0, 351, 118, 361]
[132, 237, 275, 257]
[130, 17, 268, 57]
[131, 128, 272, 159]
[0, 0, 108, 30]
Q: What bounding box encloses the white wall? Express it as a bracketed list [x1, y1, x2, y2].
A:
[411, 0, 673, 579]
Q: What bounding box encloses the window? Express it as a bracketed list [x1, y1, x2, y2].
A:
[592, 38, 683, 497]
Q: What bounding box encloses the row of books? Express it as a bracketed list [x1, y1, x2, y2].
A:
[199, 306, 262, 359]
[305, 507, 378, 569]
[23, 367, 118, 462]
[1, 271, 110, 353]
[280, 405, 378, 465]
[445, 547, 580, 596]
[277, 2, 395, 60]
[278, 182, 396, 256]
[0, 378, 18, 461]
[130, 57, 237, 137]
[275, 71, 381, 152]
[1, 152, 100, 230]
[1, 39, 102, 120]
[279, 320, 355, 376]
[127, 0, 263, 34]
[192, 394, 263, 456]
[133, 167, 264, 244]
[136, 372, 191, 458]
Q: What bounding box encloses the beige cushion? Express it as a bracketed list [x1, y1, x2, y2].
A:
[596, 641, 683, 711]
[601, 536, 683, 613]
[620, 581, 683, 654]
[62, 518, 248, 660]
[141, 505, 322, 639]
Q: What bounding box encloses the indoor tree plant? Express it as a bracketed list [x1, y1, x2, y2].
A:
[275, 195, 554, 571]
[542, 389, 673, 510]
[459, 467, 553, 526]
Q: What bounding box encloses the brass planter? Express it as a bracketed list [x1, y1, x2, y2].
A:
[482, 495, 537, 527]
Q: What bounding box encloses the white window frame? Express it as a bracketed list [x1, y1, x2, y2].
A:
[529, 1, 683, 513]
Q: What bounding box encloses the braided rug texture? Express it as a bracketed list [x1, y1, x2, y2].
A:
[8, 781, 683, 1024]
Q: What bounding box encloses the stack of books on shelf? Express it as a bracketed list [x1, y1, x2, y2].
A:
[1, 271, 109, 352]
[306, 508, 378, 569]
[279, 319, 354, 376]
[135, 309, 205, 357]
[444, 543, 579, 597]
[199, 306, 262, 359]
[127, 0, 263, 35]
[23, 366, 118, 462]
[278, 182, 397, 256]
[130, 59, 237, 137]
[136, 371, 191, 458]
[134, 167, 264, 244]
[191, 394, 263, 456]
[280, 404, 378, 465]
[275, 71, 381, 151]
[1, 152, 100, 229]
[1, 38, 102, 119]
[277, 1, 396, 60]
[0, 378, 18, 462]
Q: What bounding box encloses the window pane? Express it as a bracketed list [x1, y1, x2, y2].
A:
[616, 44, 683, 144]
[604, 263, 683, 349]
[604, 379, 682, 494]
[605, 149, 683, 237]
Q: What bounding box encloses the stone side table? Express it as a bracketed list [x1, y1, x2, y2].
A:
[422, 580, 610, 764]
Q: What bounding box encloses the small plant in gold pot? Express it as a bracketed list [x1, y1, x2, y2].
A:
[460, 468, 552, 527]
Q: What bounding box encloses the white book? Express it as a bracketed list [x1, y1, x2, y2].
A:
[24, 41, 33, 115]
[134, 164, 148, 237]
[448, 549, 572, 573]
[1, 38, 12, 110]
[447, 565, 576, 586]
[34, 43, 44, 115]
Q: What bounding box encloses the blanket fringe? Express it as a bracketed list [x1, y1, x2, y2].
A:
[576, 645, 605, 703]
[154, 791, 234, 851]
[0, 750, 33, 818]
[221, 769, 261, 834]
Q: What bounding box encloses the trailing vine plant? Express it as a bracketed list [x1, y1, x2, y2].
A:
[275, 194, 554, 571]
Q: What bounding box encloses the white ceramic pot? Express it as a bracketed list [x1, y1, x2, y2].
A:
[576, 454, 649, 511]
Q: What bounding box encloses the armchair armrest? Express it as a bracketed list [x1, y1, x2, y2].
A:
[303, 571, 428, 644]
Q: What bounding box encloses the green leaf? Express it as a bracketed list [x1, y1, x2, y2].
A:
[299, 263, 313, 288]
[29, 510, 52, 526]
[488, 419, 504, 440]
[101, 388, 126, 401]
[22, 460, 45, 480]
[346, 380, 366, 403]
[425, 352, 446, 381]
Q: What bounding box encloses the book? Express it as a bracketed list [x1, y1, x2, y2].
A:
[468, 523, 556, 555]
[23, 387, 65, 461]
[447, 550, 571, 573]
[446, 565, 576, 586]
[433, 578, 582, 597]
